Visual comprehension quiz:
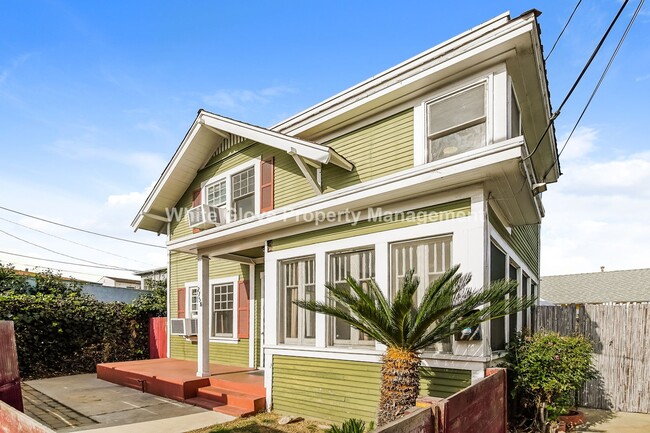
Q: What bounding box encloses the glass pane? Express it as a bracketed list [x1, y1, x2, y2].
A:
[428, 123, 485, 162]
[428, 85, 485, 135]
[214, 310, 233, 335]
[232, 167, 255, 199]
[286, 286, 298, 339]
[234, 194, 255, 220]
[510, 88, 521, 138]
[206, 181, 226, 207]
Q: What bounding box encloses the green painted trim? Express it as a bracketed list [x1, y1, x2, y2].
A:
[269, 198, 471, 252]
[489, 207, 540, 277]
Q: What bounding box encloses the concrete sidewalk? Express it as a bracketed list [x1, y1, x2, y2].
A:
[576, 408, 650, 433]
[25, 373, 233, 432]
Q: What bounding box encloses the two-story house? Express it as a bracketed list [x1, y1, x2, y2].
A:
[130, 10, 558, 422]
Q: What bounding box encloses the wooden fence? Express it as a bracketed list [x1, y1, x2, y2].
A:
[149, 317, 167, 359]
[536, 304, 650, 413]
[0, 320, 23, 412]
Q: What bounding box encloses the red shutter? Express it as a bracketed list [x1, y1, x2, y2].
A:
[237, 280, 250, 339]
[192, 189, 202, 207]
[177, 287, 186, 318]
[260, 157, 274, 213]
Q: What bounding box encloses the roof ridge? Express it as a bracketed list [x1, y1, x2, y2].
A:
[542, 267, 650, 278]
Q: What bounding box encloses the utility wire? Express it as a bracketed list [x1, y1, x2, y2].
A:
[0, 216, 156, 267]
[0, 205, 165, 249]
[523, 0, 630, 162]
[0, 229, 141, 272]
[543, 0, 645, 180]
[545, 0, 583, 61]
[0, 250, 144, 272]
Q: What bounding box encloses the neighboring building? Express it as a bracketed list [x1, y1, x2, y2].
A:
[541, 268, 650, 305]
[99, 276, 141, 290]
[133, 267, 167, 290]
[14, 270, 143, 303]
[132, 11, 558, 422]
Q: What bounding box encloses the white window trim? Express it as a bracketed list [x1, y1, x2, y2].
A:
[508, 76, 522, 139]
[209, 276, 240, 342]
[185, 276, 240, 343]
[201, 159, 262, 224]
[278, 256, 316, 346]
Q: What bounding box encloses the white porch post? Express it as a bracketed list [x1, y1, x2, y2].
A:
[197, 255, 211, 377]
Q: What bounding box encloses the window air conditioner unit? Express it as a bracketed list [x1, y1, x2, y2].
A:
[188, 205, 226, 230]
[170, 318, 199, 336]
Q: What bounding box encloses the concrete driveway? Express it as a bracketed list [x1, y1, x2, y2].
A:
[24, 374, 233, 432]
[576, 408, 650, 433]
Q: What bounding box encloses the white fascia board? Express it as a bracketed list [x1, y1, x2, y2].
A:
[132, 121, 203, 230]
[168, 138, 525, 253]
[199, 112, 352, 170]
[272, 13, 534, 136]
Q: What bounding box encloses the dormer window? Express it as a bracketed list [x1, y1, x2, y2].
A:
[426, 83, 486, 162]
[201, 161, 260, 225]
[232, 166, 256, 220]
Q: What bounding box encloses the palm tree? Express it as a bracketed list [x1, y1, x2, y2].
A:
[295, 265, 533, 426]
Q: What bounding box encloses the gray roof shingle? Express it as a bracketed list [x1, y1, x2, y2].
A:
[540, 268, 650, 304]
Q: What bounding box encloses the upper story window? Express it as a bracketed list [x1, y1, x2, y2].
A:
[329, 248, 375, 347]
[509, 87, 522, 139]
[232, 166, 256, 220]
[427, 83, 486, 162]
[205, 180, 226, 208]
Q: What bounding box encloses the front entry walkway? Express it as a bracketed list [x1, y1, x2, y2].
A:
[97, 358, 266, 417]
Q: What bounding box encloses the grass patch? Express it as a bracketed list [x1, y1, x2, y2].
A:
[186, 412, 327, 433]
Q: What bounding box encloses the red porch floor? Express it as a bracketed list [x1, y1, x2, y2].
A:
[97, 358, 265, 417]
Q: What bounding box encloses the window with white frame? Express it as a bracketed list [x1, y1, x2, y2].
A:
[427, 83, 487, 162]
[390, 235, 452, 352]
[509, 87, 522, 139]
[232, 166, 255, 220]
[279, 257, 316, 345]
[329, 249, 375, 346]
[212, 283, 234, 337]
[189, 286, 198, 317]
[205, 179, 226, 208]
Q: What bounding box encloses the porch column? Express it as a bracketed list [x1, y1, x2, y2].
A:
[197, 255, 210, 377]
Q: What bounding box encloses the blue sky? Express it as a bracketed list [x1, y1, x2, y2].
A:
[0, 1, 648, 281]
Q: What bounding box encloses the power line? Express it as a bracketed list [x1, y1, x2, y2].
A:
[545, 0, 583, 61]
[0, 229, 141, 272]
[0, 216, 157, 267]
[0, 250, 139, 272]
[0, 205, 165, 249]
[524, 0, 630, 162]
[543, 0, 645, 180]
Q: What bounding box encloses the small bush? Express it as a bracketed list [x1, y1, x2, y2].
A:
[503, 331, 594, 429]
[328, 419, 373, 433]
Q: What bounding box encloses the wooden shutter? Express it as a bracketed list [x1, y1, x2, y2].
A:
[192, 189, 202, 207]
[177, 287, 186, 318]
[260, 157, 274, 213]
[237, 280, 250, 339]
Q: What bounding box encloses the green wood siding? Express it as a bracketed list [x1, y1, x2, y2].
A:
[168, 252, 250, 367]
[272, 355, 470, 423]
[170, 336, 249, 367]
[269, 198, 471, 252]
[489, 207, 540, 277]
[321, 109, 414, 192]
[169, 109, 415, 241]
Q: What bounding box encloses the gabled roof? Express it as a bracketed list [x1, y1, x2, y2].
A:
[540, 268, 650, 304]
[132, 111, 353, 232]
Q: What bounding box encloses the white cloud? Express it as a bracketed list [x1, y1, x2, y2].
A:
[202, 86, 295, 112]
[541, 128, 650, 275]
[106, 182, 154, 207]
[556, 126, 598, 161]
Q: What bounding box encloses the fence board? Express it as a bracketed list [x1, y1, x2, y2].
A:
[0, 321, 23, 412]
[149, 317, 167, 359]
[536, 304, 650, 413]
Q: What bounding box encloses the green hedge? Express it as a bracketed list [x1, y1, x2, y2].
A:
[0, 293, 151, 379]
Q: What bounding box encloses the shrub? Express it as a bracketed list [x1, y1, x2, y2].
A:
[328, 419, 373, 433]
[504, 331, 594, 429]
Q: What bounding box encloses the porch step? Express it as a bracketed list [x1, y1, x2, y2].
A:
[209, 372, 266, 396]
[196, 386, 265, 412]
[185, 396, 224, 411]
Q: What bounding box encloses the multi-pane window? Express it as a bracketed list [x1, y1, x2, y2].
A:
[427, 84, 486, 162]
[190, 287, 198, 317]
[205, 180, 226, 207]
[212, 283, 234, 337]
[391, 236, 452, 352]
[329, 249, 375, 346]
[232, 167, 256, 220]
[279, 257, 316, 345]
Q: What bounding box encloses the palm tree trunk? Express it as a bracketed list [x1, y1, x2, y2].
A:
[377, 347, 421, 426]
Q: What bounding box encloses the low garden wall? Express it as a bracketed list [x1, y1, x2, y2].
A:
[0, 399, 55, 433]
